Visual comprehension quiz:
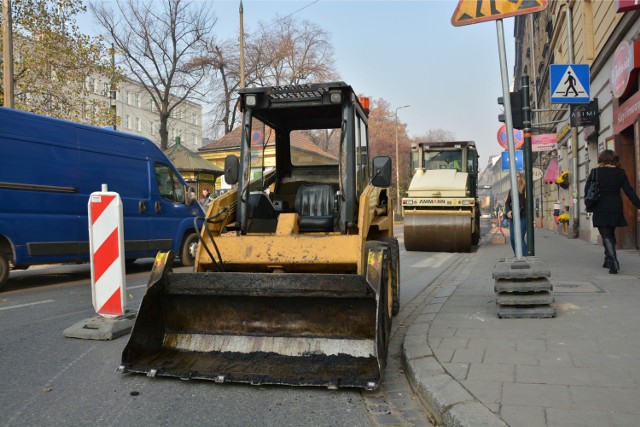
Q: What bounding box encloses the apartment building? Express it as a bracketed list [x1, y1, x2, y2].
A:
[511, 1, 640, 248]
[85, 76, 203, 152]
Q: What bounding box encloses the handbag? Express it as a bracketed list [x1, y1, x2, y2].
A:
[585, 169, 599, 212]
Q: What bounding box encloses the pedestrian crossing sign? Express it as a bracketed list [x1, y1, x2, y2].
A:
[550, 64, 590, 104]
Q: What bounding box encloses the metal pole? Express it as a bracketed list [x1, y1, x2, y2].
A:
[521, 75, 534, 255]
[110, 44, 117, 130]
[395, 105, 409, 218]
[2, 0, 15, 108]
[239, 0, 245, 89]
[565, 0, 579, 237]
[497, 18, 523, 260]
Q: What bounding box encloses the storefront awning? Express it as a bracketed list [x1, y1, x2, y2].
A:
[543, 159, 559, 184]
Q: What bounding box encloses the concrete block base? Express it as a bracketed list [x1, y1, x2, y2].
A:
[496, 305, 556, 318]
[64, 310, 137, 340]
[496, 290, 554, 305]
[493, 258, 555, 319]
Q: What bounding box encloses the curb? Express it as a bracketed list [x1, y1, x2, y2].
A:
[401, 252, 509, 427]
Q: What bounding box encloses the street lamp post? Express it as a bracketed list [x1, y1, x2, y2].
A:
[395, 105, 410, 217]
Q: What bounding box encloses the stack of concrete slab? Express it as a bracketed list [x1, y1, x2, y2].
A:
[493, 257, 555, 318]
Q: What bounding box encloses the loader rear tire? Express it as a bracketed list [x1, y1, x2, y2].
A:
[380, 237, 400, 316]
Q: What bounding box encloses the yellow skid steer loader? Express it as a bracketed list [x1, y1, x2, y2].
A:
[118, 82, 400, 390]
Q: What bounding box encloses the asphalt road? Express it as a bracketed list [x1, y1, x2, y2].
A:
[1, 235, 459, 427]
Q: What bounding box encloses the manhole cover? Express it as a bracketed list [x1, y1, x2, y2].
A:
[552, 281, 604, 293]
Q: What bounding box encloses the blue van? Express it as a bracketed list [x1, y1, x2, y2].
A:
[0, 107, 204, 289]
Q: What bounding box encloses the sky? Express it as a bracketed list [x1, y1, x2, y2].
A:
[81, 0, 516, 168]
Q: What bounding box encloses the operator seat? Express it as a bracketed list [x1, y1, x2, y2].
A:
[295, 184, 336, 232]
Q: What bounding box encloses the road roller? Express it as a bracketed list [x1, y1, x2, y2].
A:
[402, 141, 480, 252]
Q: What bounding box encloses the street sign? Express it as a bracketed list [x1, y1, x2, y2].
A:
[501, 150, 523, 171]
[451, 0, 548, 27]
[550, 64, 590, 104]
[497, 124, 524, 150]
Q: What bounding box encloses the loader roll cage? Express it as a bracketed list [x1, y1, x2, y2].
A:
[234, 82, 370, 234]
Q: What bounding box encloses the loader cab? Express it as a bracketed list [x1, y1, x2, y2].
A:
[227, 82, 375, 234]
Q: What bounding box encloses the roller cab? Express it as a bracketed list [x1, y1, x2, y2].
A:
[119, 82, 399, 390]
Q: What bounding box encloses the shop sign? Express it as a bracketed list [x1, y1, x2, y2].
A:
[616, 0, 640, 12]
[610, 40, 640, 98]
[557, 123, 571, 142]
[570, 99, 599, 127]
[532, 167, 543, 181]
[613, 90, 640, 134]
[532, 133, 556, 152]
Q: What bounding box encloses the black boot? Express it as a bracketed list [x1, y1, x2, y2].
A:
[603, 238, 619, 274]
[603, 255, 611, 269]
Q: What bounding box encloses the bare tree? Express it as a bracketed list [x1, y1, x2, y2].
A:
[204, 15, 338, 138]
[250, 15, 337, 87]
[205, 40, 241, 137]
[91, 0, 215, 149]
[414, 129, 456, 143]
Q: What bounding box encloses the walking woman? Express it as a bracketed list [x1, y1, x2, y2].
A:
[505, 171, 527, 256]
[585, 150, 640, 274]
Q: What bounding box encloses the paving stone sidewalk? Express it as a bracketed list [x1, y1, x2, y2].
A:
[403, 228, 640, 427]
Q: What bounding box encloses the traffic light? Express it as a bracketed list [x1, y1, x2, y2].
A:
[498, 91, 524, 130]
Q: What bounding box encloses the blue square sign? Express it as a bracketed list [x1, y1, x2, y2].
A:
[502, 151, 523, 172]
[550, 64, 590, 104]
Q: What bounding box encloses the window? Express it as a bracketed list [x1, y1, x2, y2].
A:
[135, 116, 141, 132]
[125, 114, 131, 129]
[155, 163, 185, 203]
[149, 121, 155, 135]
[355, 113, 369, 195]
[134, 93, 140, 108]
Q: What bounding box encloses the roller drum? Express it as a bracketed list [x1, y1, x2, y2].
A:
[403, 211, 472, 252]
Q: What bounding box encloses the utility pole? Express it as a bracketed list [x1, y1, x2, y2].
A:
[110, 44, 117, 130]
[2, 0, 15, 108]
[239, 0, 245, 89]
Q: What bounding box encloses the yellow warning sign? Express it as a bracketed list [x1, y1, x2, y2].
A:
[451, 0, 548, 27]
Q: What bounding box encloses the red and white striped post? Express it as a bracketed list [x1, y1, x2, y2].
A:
[88, 184, 126, 317]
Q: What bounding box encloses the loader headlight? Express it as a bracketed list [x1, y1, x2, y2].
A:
[245, 95, 257, 107]
[330, 91, 342, 104]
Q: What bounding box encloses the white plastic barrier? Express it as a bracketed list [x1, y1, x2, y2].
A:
[88, 184, 126, 317]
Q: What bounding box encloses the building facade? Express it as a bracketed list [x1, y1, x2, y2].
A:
[85, 76, 203, 152]
[512, 1, 640, 249]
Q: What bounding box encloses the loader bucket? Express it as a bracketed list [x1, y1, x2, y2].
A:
[119, 252, 390, 390]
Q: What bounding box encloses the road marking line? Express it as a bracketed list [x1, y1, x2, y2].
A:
[0, 300, 55, 311]
[128, 284, 147, 290]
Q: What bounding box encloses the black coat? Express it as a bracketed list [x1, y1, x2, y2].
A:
[505, 189, 526, 219]
[584, 166, 640, 227]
